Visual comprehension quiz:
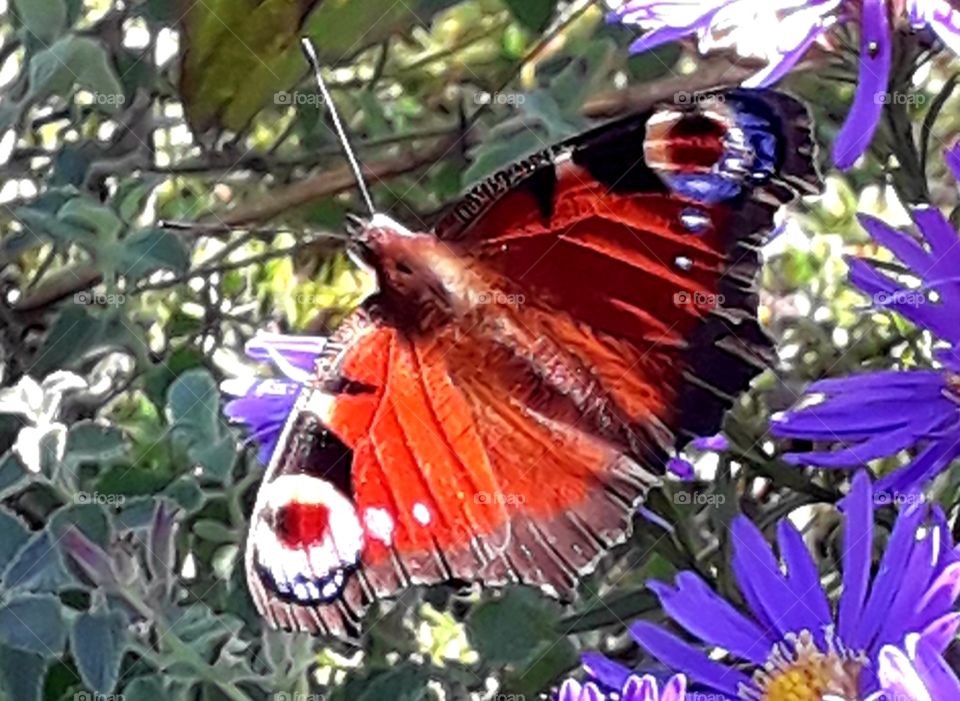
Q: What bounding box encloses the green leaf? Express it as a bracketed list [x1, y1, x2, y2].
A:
[466, 589, 561, 666]
[15, 207, 97, 249]
[51, 502, 113, 548]
[0, 644, 46, 701]
[162, 476, 205, 512]
[27, 36, 125, 112]
[118, 228, 190, 280]
[123, 675, 167, 699]
[166, 369, 236, 482]
[13, 0, 67, 44]
[65, 421, 128, 467]
[166, 605, 243, 660]
[0, 595, 67, 657]
[58, 197, 124, 243]
[179, 0, 458, 132]
[336, 664, 434, 701]
[502, 0, 556, 32]
[70, 609, 127, 694]
[166, 369, 220, 441]
[3, 531, 75, 593]
[31, 307, 146, 376]
[193, 519, 237, 544]
[0, 451, 29, 500]
[0, 509, 30, 565]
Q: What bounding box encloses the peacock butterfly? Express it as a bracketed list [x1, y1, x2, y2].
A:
[226, 89, 821, 639]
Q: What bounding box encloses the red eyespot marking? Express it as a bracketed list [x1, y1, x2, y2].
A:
[274, 502, 331, 548]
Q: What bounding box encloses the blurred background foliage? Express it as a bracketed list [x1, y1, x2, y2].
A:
[0, 0, 958, 700]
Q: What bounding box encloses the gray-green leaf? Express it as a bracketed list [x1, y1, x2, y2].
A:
[70, 609, 128, 694]
[0, 595, 67, 657]
[118, 228, 190, 280]
[13, 0, 67, 44]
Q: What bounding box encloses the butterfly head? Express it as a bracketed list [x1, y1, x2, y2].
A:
[346, 213, 467, 329]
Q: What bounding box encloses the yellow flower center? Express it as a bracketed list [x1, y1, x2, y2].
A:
[752, 631, 863, 701]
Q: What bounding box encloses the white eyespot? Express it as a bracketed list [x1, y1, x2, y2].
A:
[680, 207, 711, 234]
[363, 506, 395, 546]
[675, 256, 693, 271]
[412, 502, 432, 526]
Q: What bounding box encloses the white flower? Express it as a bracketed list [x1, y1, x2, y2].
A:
[0, 371, 88, 473]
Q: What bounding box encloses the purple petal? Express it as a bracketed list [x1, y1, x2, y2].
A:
[730, 516, 822, 638]
[851, 502, 926, 652]
[857, 214, 930, 273]
[628, 25, 699, 54]
[629, 621, 750, 697]
[648, 572, 772, 664]
[245, 333, 326, 375]
[582, 652, 631, 691]
[667, 457, 695, 480]
[913, 634, 960, 697]
[929, 2, 960, 54]
[874, 439, 960, 496]
[777, 520, 831, 630]
[223, 378, 301, 464]
[691, 434, 729, 451]
[919, 612, 960, 652]
[659, 675, 686, 701]
[833, 0, 891, 169]
[838, 471, 873, 644]
[744, 19, 830, 88]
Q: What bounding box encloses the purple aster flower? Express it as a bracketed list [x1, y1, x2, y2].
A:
[557, 672, 686, 701]
[770, 145, 960, 495]
[616, 472, 960, 700]
[609, 0, 960, 168]
[877, 635, 960, 700]
[221, 333, 326, 463]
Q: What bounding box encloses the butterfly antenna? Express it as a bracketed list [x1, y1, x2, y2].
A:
[300, 37, 376, 218]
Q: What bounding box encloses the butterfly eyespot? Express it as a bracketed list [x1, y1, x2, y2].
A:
[674, 256, 694, 271]
[252, 474, 363, 605]
[680, 207, 711, 234]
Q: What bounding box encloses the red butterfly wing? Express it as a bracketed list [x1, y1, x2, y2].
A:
[244, 89, 820, 638]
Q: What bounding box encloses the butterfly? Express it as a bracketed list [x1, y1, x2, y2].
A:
[226, 87, 820, 639]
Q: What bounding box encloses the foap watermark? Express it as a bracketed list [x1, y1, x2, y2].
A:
[474, 291, 525, 307]
[91, 92, 126, 107]
[475, 491, 526, 506]
[273, 693, 326, 701]
[674, 491, 726, 507]
[74, 693, 125, 701]
[875, 492, 927, 507]
[274, 92, 325, 107]
[76, 492, 126, 507]
[74, 291, 125, 307]
[875, 91, 926, 106]
[874, 290, 927, 308]
[673, 291, 725, 307]
[474, 91, 526, 106]
[674, 91, 726, 107]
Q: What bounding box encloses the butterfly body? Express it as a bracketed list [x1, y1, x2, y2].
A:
[232, 89, 821, 638]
